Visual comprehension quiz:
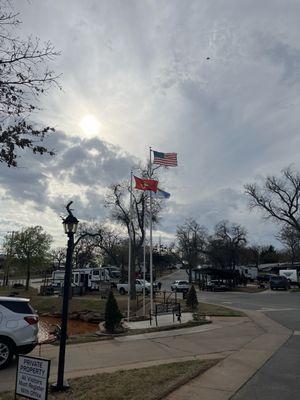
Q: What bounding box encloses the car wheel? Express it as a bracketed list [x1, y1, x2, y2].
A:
[119, 288, 126, 295]
[0, 338, 14, 370]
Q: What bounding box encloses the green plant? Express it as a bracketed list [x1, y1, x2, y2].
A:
[186, 285, 198, 310]
[104, 291, 123, 333]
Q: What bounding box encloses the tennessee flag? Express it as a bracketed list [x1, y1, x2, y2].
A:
[134, 176, 158, 192]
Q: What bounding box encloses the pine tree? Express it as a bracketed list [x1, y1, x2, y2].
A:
[104, 291, 123, 333]
[186, 285, 198, 310]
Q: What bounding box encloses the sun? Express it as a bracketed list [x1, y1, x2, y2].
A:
[80, 114, 101, 137]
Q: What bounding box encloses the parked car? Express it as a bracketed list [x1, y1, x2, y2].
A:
[270, 276, 290, 291]
[171, 280, 190, 293]
[117, 279, 156, 295]
[0, 297, 39, 369]
[205, 280, 230, 292]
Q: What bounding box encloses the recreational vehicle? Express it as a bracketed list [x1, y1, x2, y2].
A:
[52, 267, 110, 291]
[279, 269, 300, 287]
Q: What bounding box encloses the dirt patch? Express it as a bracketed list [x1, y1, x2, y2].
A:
[40, 316, 99, 336]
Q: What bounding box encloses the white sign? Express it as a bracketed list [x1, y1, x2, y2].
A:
[15, 355, 50, 400]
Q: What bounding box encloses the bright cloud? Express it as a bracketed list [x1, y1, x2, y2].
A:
[1, 0, 300, 246]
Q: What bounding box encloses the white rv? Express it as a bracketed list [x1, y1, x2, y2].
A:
[279, 269, 300, 287]
[235, 266, 258, 281]
[52, 267, 110, 291]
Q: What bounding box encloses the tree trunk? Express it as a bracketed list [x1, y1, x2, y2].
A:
[4, 262, 10, 286]
[26, 256, 30, 291]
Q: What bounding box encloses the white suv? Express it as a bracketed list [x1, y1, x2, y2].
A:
[0, 297, 39, 369]
[171, 280, 190, 293]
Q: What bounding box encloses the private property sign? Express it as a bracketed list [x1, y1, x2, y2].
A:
[15, 355, 50, 400]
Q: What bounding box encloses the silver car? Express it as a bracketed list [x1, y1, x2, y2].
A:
[0, 297, 39, 369]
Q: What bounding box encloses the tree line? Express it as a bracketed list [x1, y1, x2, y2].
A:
[3, 166, 300, 295]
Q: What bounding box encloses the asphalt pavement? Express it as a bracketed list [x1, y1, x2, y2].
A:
[199, 289, 300, 400]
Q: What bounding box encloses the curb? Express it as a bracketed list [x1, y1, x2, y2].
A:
[165, 308, 292, 400]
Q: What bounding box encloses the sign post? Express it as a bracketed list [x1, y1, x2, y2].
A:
[15, 355, 51, 400]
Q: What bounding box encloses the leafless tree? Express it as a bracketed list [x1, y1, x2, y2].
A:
[245, 167, 300, 231]
[0, 1, 60, 166]
[176, 219, 208, 282]
[276, 225, 300, 265]
[51, 247, 66, 269]
[76, 222, 123, 267]
[210, 220, 247, 269]
[105, 170, 163, 299]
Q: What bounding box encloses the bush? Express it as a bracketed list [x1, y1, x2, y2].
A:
[186, 285, 198, 310]
[104, 291, 123, 333]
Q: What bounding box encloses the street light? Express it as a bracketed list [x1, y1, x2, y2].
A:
[51, 201, 79, 392]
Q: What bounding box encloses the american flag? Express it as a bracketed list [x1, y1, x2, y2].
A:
[153, 151, 178, 167]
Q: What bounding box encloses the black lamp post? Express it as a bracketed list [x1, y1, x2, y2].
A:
[51, 201, 78, 392]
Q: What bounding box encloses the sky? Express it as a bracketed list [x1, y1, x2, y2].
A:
[2, 0, 300, 248]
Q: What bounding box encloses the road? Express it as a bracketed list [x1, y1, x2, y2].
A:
[159, 268, 188, 290]
[199, 289, 300, 400]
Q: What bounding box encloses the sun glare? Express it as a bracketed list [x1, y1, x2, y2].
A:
[80, 114, 101, 137]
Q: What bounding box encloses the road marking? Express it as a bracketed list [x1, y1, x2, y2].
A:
[293, 331, 300, 335]
[256, 308, 297, 312]
[222, 301, 233, 304]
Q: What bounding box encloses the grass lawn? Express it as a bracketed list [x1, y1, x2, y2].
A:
[0, 359, 219, 400]
[0, 286, 136, 315]
[196, 302, 245, 317]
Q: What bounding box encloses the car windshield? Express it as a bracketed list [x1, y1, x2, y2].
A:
[271, 276, 284, 281]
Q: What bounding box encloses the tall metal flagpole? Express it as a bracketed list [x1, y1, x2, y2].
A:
[143, 210, 146, 316]
[149, 147, 154, 315]
[127, 170, 133, 322]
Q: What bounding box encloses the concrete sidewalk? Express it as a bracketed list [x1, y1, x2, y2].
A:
[165, 309, 292, 400]
[0, 316, 261, 393]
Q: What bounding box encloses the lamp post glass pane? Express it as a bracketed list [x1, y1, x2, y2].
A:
[63, 221, 78, 234]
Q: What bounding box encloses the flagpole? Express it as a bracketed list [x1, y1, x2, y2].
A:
[127, 170, 133, 322]
[149, 147, 154, 316]
[143, 210, 146, 316]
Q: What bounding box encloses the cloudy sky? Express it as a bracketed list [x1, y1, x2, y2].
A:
[2, 0, 300, 247]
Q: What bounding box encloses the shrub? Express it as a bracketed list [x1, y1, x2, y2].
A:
[186, 285, 198, 310]
[104, 291, 123, 333]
